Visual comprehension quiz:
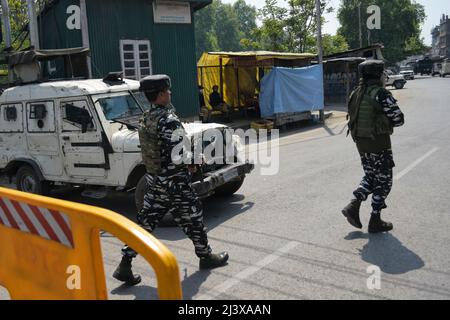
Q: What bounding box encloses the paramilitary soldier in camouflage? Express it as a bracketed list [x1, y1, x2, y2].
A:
[113, 75, 229, 285]
[342, 60, 405, 234]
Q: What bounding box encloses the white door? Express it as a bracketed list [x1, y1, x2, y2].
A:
[58, 98, 109, 178]
[26, 101, 63, 176]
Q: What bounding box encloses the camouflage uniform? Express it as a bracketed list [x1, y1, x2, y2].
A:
[122, 104, 212, 259]
[352, 89, 404, 215]
[342, 60, 405, 233]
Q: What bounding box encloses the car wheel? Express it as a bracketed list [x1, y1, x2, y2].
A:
[394, 81, 404, 89]
[134, 175, 147, 212]
[134, 175, 177, 227]
[214, 176, 245, 196]
[16, 166, 50, 195]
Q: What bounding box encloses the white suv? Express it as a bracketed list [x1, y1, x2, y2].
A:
[384, 70, 407, 89]
[0, 76, 253, 209]
[399, 67, 415, 80]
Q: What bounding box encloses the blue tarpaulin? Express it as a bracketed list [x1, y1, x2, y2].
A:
[259, 65, 324, 118]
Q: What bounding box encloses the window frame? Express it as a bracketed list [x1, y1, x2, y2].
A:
[120, 39, 153, 80]
[60, 98, 97, 133]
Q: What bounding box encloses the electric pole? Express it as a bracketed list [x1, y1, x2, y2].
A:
[1, 0, 12, 49]
[1, 0, 14, 83]
[27, 0, 39, 49]
[315, 0, 324, 122]
[358, 2, 363, 48]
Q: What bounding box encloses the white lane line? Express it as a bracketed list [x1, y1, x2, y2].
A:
[196, 241, 299, 300]
[394, 147, 439, 181]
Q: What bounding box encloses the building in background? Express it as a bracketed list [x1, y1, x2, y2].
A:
[37, 0, 211, 119]
[431, 26, 441, 57]
[439, 15, 450, 58]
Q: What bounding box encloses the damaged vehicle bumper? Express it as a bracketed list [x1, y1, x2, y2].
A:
[192, 162, 255, 198]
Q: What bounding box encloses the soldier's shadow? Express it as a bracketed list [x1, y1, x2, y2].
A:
[345, 231, 425, 275]
[110, 269, 212, 300]
[153, 194, 254, 241]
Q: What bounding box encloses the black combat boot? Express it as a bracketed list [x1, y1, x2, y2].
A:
[342, 199, 363, 229]
[113, 256, 142, 286]
[199, 252, 229, 270]
[368, 214, 393, 234]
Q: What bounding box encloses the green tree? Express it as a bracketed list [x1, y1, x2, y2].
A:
[258, 0, 289, 51]
[233, 0, 260, 50]
[195, 0, 253, 57]
[322, 34, 349, 56]
[258, 0, 331, 53]
[215, 2, 241, 52]
[337, 0, 426, 62]
[233, 0, 257, 40]
[1, 0, 32, 52]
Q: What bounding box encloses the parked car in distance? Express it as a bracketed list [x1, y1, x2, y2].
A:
[432, 62, 442, 77]
[384, 70, 407, 89]
[439, 60, 450, 78]
[400, 66, 415, 80]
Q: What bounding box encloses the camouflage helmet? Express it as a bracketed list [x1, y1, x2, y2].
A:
[358, 60, 385, 80]
[139, 74, 171, 93]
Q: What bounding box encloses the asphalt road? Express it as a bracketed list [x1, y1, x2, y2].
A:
[1, 76, 450, 300]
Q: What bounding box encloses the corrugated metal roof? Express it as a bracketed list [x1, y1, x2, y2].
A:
[208, 51, 317, 61]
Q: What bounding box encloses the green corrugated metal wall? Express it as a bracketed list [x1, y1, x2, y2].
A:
[40, 0, 201, 118]
[39, 0, 82, 78]
[40, 0, 82, 49]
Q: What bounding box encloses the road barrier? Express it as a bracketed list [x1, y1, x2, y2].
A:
[0, 187, 182, 300]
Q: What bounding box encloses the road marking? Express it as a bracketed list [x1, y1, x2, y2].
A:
[196, 241, 299, 300]
[394, 147, 439, 181]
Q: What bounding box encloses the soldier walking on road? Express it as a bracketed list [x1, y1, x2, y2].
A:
[113, 75, 229, 286]
[342, 60, 405, 234]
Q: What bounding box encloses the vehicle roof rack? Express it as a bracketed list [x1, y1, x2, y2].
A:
[8, 47, 91, 86]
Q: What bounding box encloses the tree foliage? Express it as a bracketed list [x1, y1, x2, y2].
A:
[322, 34, 349, 56]
[195, 0, 259, 58]
[255, 0, 330, 53]
[337, 0, 426, 62]
[194, 0, 332, 58]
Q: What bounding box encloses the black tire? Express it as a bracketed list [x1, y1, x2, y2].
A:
[214, 176, 245, 196]
[135, 175, 147, 212]
[394, 81, 404, 89]
[134, 175, 176, 227]
[16, 166, 50, 195]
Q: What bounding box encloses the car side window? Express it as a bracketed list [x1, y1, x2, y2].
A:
[27, 101, 56, 133]
[61, 100, 95, 132]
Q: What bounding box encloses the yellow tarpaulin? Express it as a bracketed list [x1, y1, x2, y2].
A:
[198, 53, 258, 108]
[197, 51, 316, 109]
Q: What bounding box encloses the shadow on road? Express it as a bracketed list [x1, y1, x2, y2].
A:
[345, 231, 425, 275]
[110, 269, 212, 300]
[111, 284, 158, 300]
[152, 194, 254, 241]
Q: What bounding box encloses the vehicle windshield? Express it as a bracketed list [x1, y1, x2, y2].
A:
[94, 92, 143, 120]
[400, 67, 413, 72]
[132, 91, 152, 110]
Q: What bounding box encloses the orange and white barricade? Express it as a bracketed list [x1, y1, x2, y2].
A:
[0, 187, 182, 300]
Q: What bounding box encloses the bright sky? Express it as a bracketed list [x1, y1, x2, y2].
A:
[221, 0, 450, 46]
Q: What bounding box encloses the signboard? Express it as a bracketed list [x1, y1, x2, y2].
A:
[153, 1, 191, 24]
